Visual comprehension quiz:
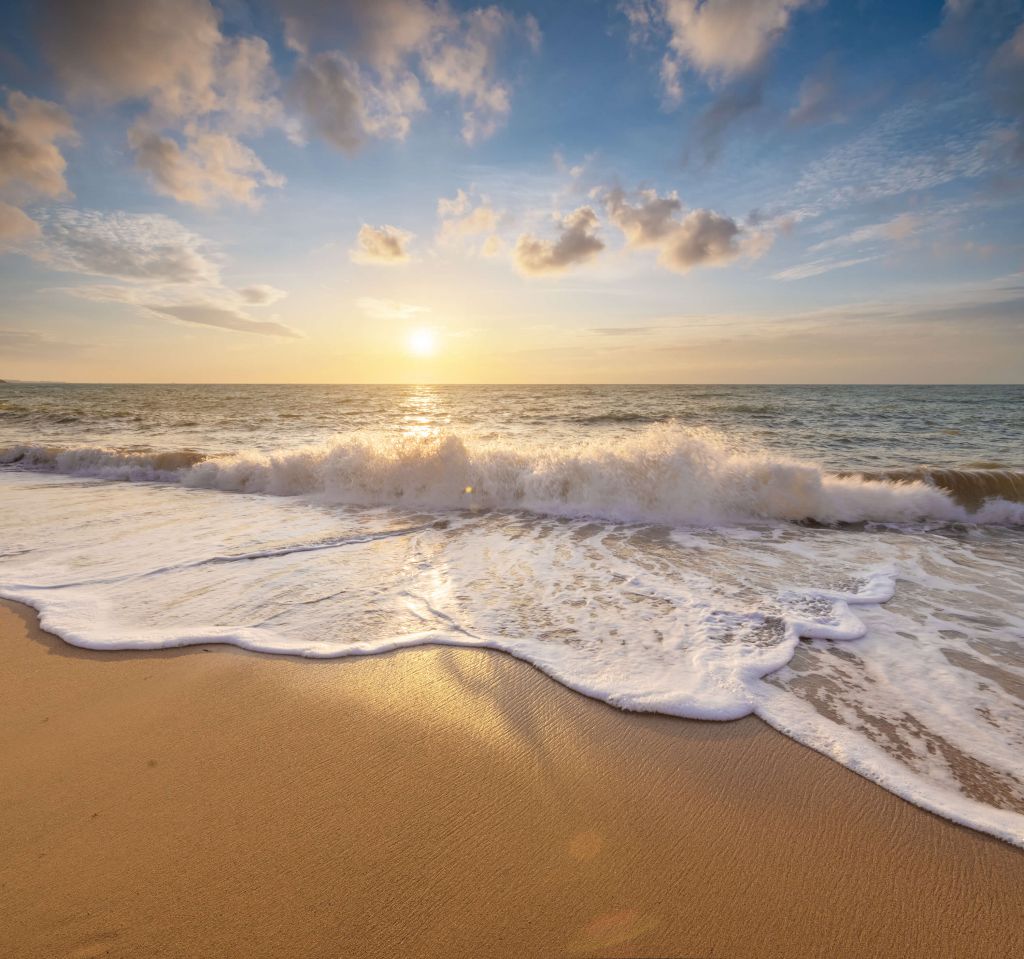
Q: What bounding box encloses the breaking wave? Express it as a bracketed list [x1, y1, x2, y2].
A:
[2, 423, 1022, 526]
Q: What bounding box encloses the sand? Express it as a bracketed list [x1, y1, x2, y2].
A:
[1, 598, 1022, 959]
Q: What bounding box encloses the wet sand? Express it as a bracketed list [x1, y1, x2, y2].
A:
[1, 598, 1022, 959]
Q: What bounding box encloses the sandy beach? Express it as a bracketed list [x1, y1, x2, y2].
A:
[1, 597, 1021, 959]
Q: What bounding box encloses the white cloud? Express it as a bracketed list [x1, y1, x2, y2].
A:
[623, 0, 816, 101]
[809, 213, 921, 253]
[281, 0, 540, 147]
[515, 207, 605, 275]
[129, 127, 285, 210]
[143, 303, 300, 338]
[289, 53, 423, 153]
[605, 186, 771, 272]
[32, 208, 297, 338]
[40, 0, 221, 117]
[36, 209, 218, 284]
[351, 223, 414, 264]
[0, 91, 78, 201]
[772, 255, 879, 281]
[436, 187, 503, 254]
[39, 0, 285, 208]
[421, 6, 518, 143]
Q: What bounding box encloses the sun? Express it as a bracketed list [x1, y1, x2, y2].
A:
[407, 328, 437, 357]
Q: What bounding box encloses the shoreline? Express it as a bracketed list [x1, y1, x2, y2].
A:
[2, 598, 1022, 959]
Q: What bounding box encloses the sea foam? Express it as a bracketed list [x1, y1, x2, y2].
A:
[3, 423, 1023, 526]
[1, 466, 1023, 847]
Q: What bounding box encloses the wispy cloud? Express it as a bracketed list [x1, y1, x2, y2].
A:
[772, 255, 879, 281]
[33, 209, 298, 338]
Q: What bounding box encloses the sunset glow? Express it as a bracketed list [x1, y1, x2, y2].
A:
[407, 329, 437, 358]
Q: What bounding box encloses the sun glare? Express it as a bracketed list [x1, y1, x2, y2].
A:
[407, 328, 437, 357]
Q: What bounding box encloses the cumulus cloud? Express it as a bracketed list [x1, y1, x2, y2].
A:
[129, 127, 285, 209]
[39, 0, 221, 116]
[622, 0, 815, 104]
[38, 0, 285, 208]
[36, 209, 218, 284]
[515, 207, 605, 275]
[351, 224, 414, 264]
[605, 186, 770, 273]
[280, 0, 539, 146]
[289, 53, 423, 152]
[239, 284, 288, 306]
[0, 91, 78, 201]
[420, 7, 527, 143]
[436, 187, 503, 253]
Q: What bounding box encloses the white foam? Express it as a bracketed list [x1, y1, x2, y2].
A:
[3, 424, 1022, 526]
[1, 471, 1022, 847]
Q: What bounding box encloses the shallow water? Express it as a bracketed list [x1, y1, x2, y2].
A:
[1, 384, 1022, 844]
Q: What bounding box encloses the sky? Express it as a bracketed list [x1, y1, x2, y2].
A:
[0, 0, 1022, 384]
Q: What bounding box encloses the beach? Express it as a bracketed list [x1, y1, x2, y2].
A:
[2, 598, 1021, 959]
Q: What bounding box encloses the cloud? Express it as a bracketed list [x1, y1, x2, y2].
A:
[605, 186, 770, 272]
[36, 209, 218, 284]
[280, 0, 539, 146]
[279, 0, 437, 66]
[288, 52, 422, 153]
[39, 0, 221, 116]
[0, 91, 78, 201]
[772, 255, 879, 281]
[420, 7, 529, 143]
[786, 100, 1003, 220]
[0, 201, 42, 250]
[25, 208, 296, 338]
[351, 223, 414, 264]
[129, 127, 285, 210]
[239, 284, 288, 306]
[143, 303, 300, 338]
[436, 187, 503, 253]
[357, 297, 430, 320]
[67, 284, 300, 337]
[623, 0, 816, 102]
[515, 207, 605, 275]
[789, 59, 846, 127]
[38, 0, 285, 208]
[809, 213, 922, 253]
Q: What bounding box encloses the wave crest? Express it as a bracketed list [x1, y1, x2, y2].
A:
[3, 424, 1022, 526]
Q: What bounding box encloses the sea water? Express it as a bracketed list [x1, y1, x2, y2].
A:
[1, 384, 1022, 844]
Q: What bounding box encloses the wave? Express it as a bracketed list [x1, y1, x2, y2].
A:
[862, 467, 1024, 511]
[2, 424, 1022, 526]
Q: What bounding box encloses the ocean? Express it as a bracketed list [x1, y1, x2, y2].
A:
[1, 383, 1022, 845]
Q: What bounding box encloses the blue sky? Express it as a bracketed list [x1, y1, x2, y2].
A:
[1, 0, 1022, 382]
